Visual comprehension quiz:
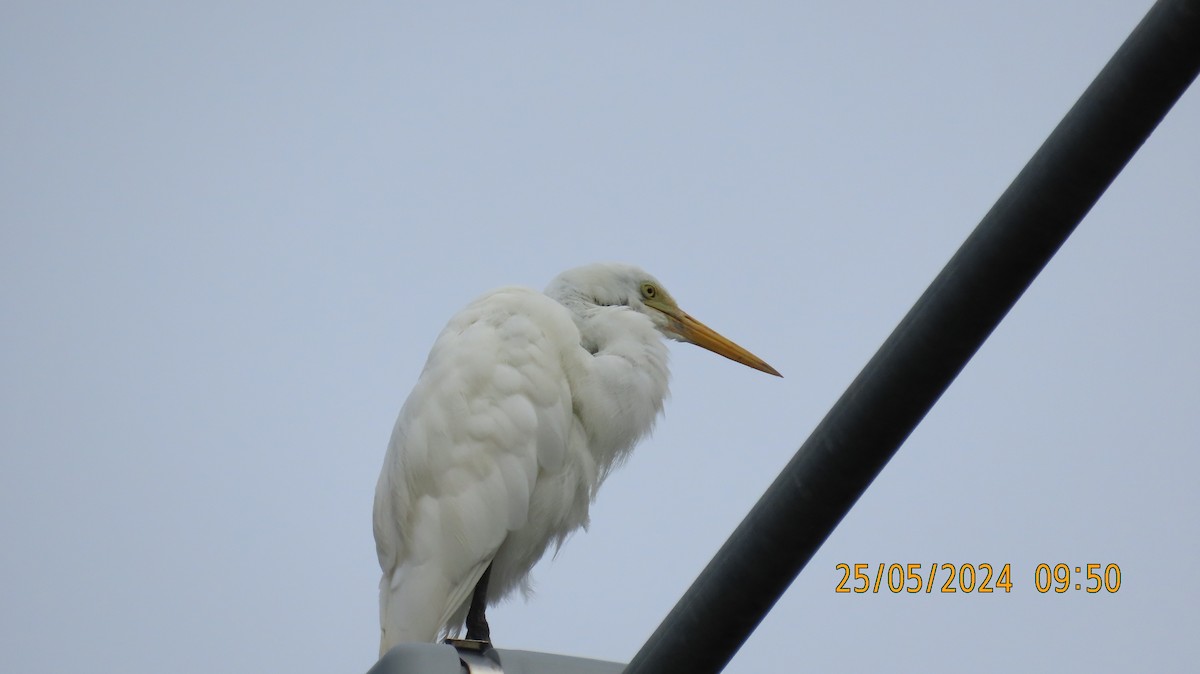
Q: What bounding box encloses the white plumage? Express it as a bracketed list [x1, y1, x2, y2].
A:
[373, 263, 778, 655]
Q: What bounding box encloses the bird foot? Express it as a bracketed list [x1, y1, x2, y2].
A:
[464, 614, 491, 643]
[464, 563, 493, 643]
[444, 637, 493, 650]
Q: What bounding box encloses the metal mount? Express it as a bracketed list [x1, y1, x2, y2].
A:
[444, 639, 503, 674]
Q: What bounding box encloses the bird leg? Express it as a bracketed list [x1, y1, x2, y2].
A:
[464, 563, 492, 642]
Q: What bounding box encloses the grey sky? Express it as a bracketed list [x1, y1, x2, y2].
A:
[2, 2, 1197, 672]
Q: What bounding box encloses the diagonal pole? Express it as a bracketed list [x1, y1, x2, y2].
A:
[625, 1, 1200, 672]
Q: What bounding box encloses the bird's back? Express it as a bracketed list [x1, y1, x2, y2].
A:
[374, 287, 596, 652]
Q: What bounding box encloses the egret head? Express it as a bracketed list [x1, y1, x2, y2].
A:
[548, 263, 781, 377]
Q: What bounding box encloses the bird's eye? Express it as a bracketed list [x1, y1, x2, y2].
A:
[640, 283, 657, 300]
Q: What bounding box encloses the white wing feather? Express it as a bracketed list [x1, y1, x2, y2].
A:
[374, 288, 583, 652]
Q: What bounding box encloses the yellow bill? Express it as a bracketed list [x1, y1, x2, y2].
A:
[653, 302, 782, 377]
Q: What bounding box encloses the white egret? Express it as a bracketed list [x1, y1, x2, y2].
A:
[373, 263, 779, 655]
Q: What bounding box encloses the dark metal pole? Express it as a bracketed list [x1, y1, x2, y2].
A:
[625, 1, 1200, 672]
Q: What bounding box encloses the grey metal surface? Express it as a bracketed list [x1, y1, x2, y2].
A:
[490, 649, 624, 674]
[368, 644, 463, 674]
[368, 643, 625, 674]
[457, 650, 503, 674]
